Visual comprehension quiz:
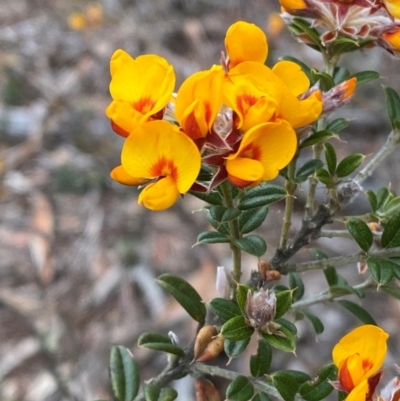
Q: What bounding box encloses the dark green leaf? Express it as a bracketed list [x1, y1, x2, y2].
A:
[250, 339, 272, 377]
[262, 326, 296, 353]
[326, 118, 349, 133]
[144, 383, 160, 401]
[137, 333, 185, 357]
[324, 143, 337, 175]
[311, 70, 335, 91]
[197, 231, 230, 244]
[226, 375, 254, 401]
[209, 205, 227, 222]
[329, 284, 365, 298]
[239, 185, 287, 210]
[271, 371, 299, 401]
[336, 153, 364, 178]
[337, 300, 376, 325]
[349, 70, 380, 86]
[299, 309, 324, 334]
[299, 130, 336, 149]
[110, 346, 140, 401]
[222, 208, 242, 222]
[189, 190, 222, 205]
[288, 272, 305, 301]
[224, 338, 251, 358]
[331, 37, 371, 54]
[284, 370, 312, 385]
[376, 187, 390, 210]
[159, 388, 178, 401]
[275, 290, 293, 319]
[333, 66, 350, 84]
[291, 18, 322, 46]
[315, 168, 332, 185]
[299, 364, 336, 401]
[236, 284, 252, 311]
[384, 86, 400, 130]
[324, 267, 339, 287]
[221, 316, 254, 341]
[381, 211, 400, 248]
[275, 317, 297, 335]
[365, 190, 378, 212]
[389, 258, 400, 280]
[238, 206, 269, 234]
[366, 256, 394, 285]
[346, 217, 373, 252]
[295, 159, 324, 183]
[209, 298, 242, 321]
[234, 235, 267, 257]
[157, 274, 206, 323]
[382, 196, 400, 216]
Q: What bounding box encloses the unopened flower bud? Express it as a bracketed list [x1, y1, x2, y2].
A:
[195, 378, 221, 401]
[279, 0, 307, 12]
[382, 28, 400, 52]
[357, 261, 368, 274]
[322, 78, 357, 113]
[194, 325, 224, 362]
[216, 266, 231, 299]
[245, 289, 276, 330]
[258, 259, 271, 281]
[266, 270, 282, 282]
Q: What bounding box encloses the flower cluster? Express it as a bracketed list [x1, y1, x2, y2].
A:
[279, 0, 400, 54]
[106, 21, 324, 210]
[332, 325, 389, 401]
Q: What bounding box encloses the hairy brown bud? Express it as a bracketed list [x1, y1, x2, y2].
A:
[258, 259, 271, 281]
[245, 289, 276, 330]
[194, 325, 224, 362]
[195, 378, 221, 401]
[266, 270, 281, 282]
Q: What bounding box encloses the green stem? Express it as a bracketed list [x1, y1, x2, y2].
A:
[279, 156, 298, 250]
[220, 181, 242, 283]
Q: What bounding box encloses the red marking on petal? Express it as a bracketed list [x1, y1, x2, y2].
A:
[339, 357, 356, 392]
[149, 156, 178, 182]
[236, 93, 258, 115]
[111, 120, 130, 137]
[240, 143, 262, 161]
[183, 112, 205, 140]
[132, 97, 156, 114]
[363, 359, 374, 372]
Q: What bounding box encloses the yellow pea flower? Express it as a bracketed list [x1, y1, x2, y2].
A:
[175, 66, 224, 141]
[382, 28, 400, 52]
[225, 21, 268, 69]
[383, 0, 400, 19]
[106, 50, 175, 137]
[225, 119, 297, 188]
[279, 0, 307, 12]
[332, 325, 389, 401]
[120, 120, 201, 210]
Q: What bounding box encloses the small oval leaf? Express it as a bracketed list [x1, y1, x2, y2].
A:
[381, 211, 400, 248]
[234, 235, 267, 257]
[209, 298, 242, 321]
[336, 153, 364, 178]
[137, 332, 185, 357]
[238, 206, 269, 234]
[288, 272, 305, 301]
[346, 217, 373, 252]
[239, 185, 287, 210]
[337, 300, 376, 325]
[275, 290, 293, 319]
[197, 231, 230, 244]
[366, 256, 394, 285]
[250, 339, 272, 377]
[271, 371, 299, 401]
[226, 375, 254, 401]
[224, 338, 251, 358]
[262, 326, 296, 353]
[221, 316, 254, 341]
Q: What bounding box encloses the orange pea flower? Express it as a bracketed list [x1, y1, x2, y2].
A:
[224, 21, 268, 69]
[106, 50, 175, 137]
[119, 120, 201, 211]
[175, 66, 224, 141]
[332, 325, 389, 401]
[279, 0, 307, 12]
[225, 119, 297, 188]
[382, 27, 400, 52]
[383, 0, 400, 19]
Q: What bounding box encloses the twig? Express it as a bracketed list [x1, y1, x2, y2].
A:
[320, 230, 382, 239]
[285, 245, 400, 274]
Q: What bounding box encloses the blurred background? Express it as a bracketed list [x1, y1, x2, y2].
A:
[1, 0, 400, 400]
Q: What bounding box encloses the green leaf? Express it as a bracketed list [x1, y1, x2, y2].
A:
[110, 346, 140, 401]
[315, 168, 332, 185]
[221, 316, 254, 341]
[384, 86, 400, 130]
[234, 235, 267, 257]
[389, 258, 400, 279]
[299, 130, 336, 149]
[333, 66, 350, 84]
[250, 339, 272, 377]
[349, 70, 380, 86]
[346, 217, 373, 252]
[157, 274, 206, 323]
[331, 37, 370, 54]
[381, 211, 400, 248]
[144, 383, 160, 401]
[222, 208, 242, 222]
[326, 118, 349, 133]
[197, 231, 230, 244]
[189, 190, 222, 205]
[226, 375, 254, 401]
[262, 326, 296, 353]
[295, 159, 324, 183]
[238, 206, 269, 234]
[224, 338, 251, 358]
[311, 70, 335, 91]
[324, 143, 337, 175]
[366, 256, 394, 285]
[284, 370, 312, 385]
[288, 272, 305, 301]
[275, 317, 297, 335]
[299, 309, 324, 334]
[275, 290, 293, 319]
[329, 284, 365, 298]
[380, 285, 400, 300]
[376, 187, 390, 210]
[299, 364, 336, 401]
[208, 205, 227, 222]
[206, 209, 230, 235]
[209, 298, 242, 321]
[337, 300, 376, 325]
[271, 371, 299, 401]
[253, 394, 272, 401]
[239, 184, 287, 210]
[365, 190, 378, 212]
[236, 284, 252, 311]
[291, 18, 322, 46]
[159, 388, 178, 401]
[336, 153, 364, 178]
[137, 333, 185, 357]
[382, 196, 400, 216]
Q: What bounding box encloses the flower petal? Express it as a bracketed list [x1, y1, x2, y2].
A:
[121, 120, 201, 193]
[226, 158, 264, 187]
[272, 60, 310, 97]
[346, 380, 369, 401]
[106, 99, 144, 136]
[225, 21, 268, 68]
[110, 165, 145, 186]
[138, 176, 180, 211]
[384, 0, 400, 19]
